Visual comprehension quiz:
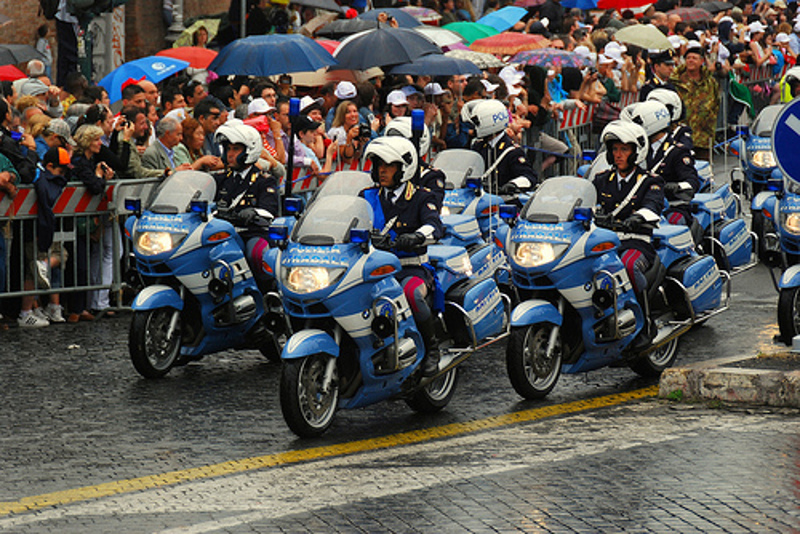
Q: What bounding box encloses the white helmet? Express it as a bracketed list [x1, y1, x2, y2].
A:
[363, 136, 418, 186]
[215, 119, 262, 168]
[461, 99, 509, 139]
[601, 120, 649, 168]
[384, 117, 431, 157]
[784, 66, 800, 97]
[646, 88, 683, 123]
[619, 100, 671, 138]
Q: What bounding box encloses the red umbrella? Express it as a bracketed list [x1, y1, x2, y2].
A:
[315, 39, 340, 55]
[514, 0, 547, 7]
[470, 33, 550, 55]
[0, 64, 24, 81]
[667, 7, 712, 23]
[155, 47, 218, 69]
[597, 0, 654, 9]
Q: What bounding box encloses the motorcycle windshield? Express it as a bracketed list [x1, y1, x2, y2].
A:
[752, 105, 782, 138]
[292, 195, 374, 246]
[147, 170, 216, 214]
[521, 176, 596, 223]
[310, 171, 373, 202]
[431, 149, 485, 188]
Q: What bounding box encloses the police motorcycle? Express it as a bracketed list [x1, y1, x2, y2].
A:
[730, 104, 784, 201]
[265, 147, 510, 438]
[502, 172, 729, 398]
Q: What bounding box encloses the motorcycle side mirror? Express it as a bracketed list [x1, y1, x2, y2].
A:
[189, 200, 208, 222]
[284, 197, 304, 218]
[499, 204, 518, 226]
[124, 198, 141, 218]
[349, 228, 371, 253]
[767, 179, 784, 193]
[573, 207, 592, 230]
[465, 177, 483, 194]
[269, 225, 289, 250]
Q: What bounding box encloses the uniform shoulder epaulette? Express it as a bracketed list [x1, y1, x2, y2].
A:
[405, 182, 416, 200]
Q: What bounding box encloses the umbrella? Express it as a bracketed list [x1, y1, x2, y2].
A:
[333, 27, 441, 70]
[316, 18, 379, 38]
[470, 33, 550, 55]
[400, 6, 441, 24]
[387, 54, 482, 76]
[208, 34, 338, 76]
[561, 0, 598, 8]
[99, 56, 189, 103]
[279, 66, 383, 87]
[357, 8, 422, 28]
[314, 38, 340, 54]
[476, 6, 528, 33]
[510, 48, 592, 68]
[666, 7, 712, 23]
[173, 19, 221, 48]
[0, 65, 25, 81]
[0, 45, 45, 67]
[614, 24, 672, 51]
[290, 0, 346, 13]
[696, 0, 733, 12]
[156, 46, 217, 69]
[514, 0, 547, 7]
[413, 26, 466, 48]
[597, 0, 655, 9]
[442, 22, 499, 44]
[445, 49, 505, 69]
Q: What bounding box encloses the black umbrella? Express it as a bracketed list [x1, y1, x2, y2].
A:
[357, 8, 422, 28]
[291, 0, 347, 14]
[387, 54, 481, 76]
[316, 19, 379, 39]
[696, 1, 733, 13]
[333, 27, 442, 70]
[0, 44, 45, 66]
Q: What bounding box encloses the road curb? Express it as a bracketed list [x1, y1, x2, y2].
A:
[659, 354, 800, 407]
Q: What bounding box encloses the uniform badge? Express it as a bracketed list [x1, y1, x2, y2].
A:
[427, 203, 436, 211]
[519, 157, 526, 163]
[437, 179, 444, 188]
[683, 157, 691, 165]
[266, 187, 275, 193]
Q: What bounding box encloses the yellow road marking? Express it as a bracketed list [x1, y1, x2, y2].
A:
[0, 386, 658, 517]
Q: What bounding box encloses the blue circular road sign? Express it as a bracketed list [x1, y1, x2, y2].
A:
[772, 99, 800, 184]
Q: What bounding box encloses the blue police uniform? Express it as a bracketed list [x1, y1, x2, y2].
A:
[472, 132, 538, 193]
[647, 137, 700, 225]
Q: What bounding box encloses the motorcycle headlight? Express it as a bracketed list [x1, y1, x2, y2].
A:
[783, 213, 800, 235]
[750, 150, 776, 169]
[134, 231, 187, 256]
[512, 242, 566, 268]
[282, 266, 346, 294]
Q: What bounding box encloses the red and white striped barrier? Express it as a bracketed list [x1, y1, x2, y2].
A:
[0, 184, 116, 219]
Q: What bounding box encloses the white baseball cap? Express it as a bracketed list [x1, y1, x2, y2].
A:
[247, 98, 275, 116]
[386, 89, 409, 106]
[424, 82, 445, 96]
[481, 79, 499, 93]
[748, 21, 766, 34]
[334, 81, 357, 100]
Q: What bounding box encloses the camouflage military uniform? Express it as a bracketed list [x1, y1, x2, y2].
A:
[670, 65, 719, 154]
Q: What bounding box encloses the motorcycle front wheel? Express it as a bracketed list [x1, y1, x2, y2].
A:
[129, 308, 182, 379]
[628, 337, 679, 377]
[777, 286, 800, 345]
[280, 355, 339, 438]
[406, 367, 459, 413]
[506, 324, 562, 400]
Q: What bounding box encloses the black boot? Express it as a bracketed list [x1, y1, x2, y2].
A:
[630, 289, 655, 351]
[417, 320, 440, 377]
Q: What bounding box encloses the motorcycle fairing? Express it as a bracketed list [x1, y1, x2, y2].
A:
[132, 285, 184, 311]
[282, 329, 340, 360]
[779, 263, 800, 288]
[510, 299, 562, 327]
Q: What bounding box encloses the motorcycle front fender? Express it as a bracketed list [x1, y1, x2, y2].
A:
[779, 264, 800, 289]
[132, 285, 184, 311]
[282, 329, 340, 360]
[751, 191, 776, 213]
[510, 299, 562, 328]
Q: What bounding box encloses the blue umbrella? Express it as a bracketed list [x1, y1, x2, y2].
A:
[387, 54, 482, 76]
[208, 34, 338, 77]
[99, 56, 189, 104]
[357, 8, 422, 28]
[334, 27, 441, 70]
[476, 6, 527, 33]
[561, 0, 598, 7]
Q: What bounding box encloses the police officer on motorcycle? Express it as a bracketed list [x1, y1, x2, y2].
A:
[383, 117, 446, 210]
[645, 88, 693, 150]
[360, 137, 444, 377]
[624, 100, 700, 226]
[462, 99, 538, 196]
[213, 120, 280, 278]
[593, 121, 664, 322]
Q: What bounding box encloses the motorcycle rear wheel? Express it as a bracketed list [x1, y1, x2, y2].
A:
[777, 286, 800, 345]
[406, 367, 459, 413]
[628, 336, 679, 377]
[129, 308, 181, 379]
[280, 355, 339, 438]
[506, 324, 562, 400]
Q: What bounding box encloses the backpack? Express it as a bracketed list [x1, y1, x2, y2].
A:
[38, 0, 59, 20]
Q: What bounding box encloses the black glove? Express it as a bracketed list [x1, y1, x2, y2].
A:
[664, 182, 683, 196]
[621, 213, 647, 233]
[371, 231, 394, 251]
[236, 208, 257, 226]
[394, 232, 426, 252]
[594, 213, 614, 229]
[499, 182, 521, 196]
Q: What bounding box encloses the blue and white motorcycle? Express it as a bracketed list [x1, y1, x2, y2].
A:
[266, 172, 510, 437]
[730, 104, 783, 200]
[502, 177, 729, 399]
[124, 170, 285, 378]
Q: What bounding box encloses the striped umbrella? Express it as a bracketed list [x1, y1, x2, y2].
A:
[666, 7, 712, 23]
[510, 48, 593, 69]
[400, 6, 442, 24]
[470, 33, 550, 55]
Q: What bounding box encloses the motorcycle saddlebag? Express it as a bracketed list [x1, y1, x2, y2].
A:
[444, 277, 505, 346]
[665, 255, 723, 318]
[714, 218, 752, 270]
